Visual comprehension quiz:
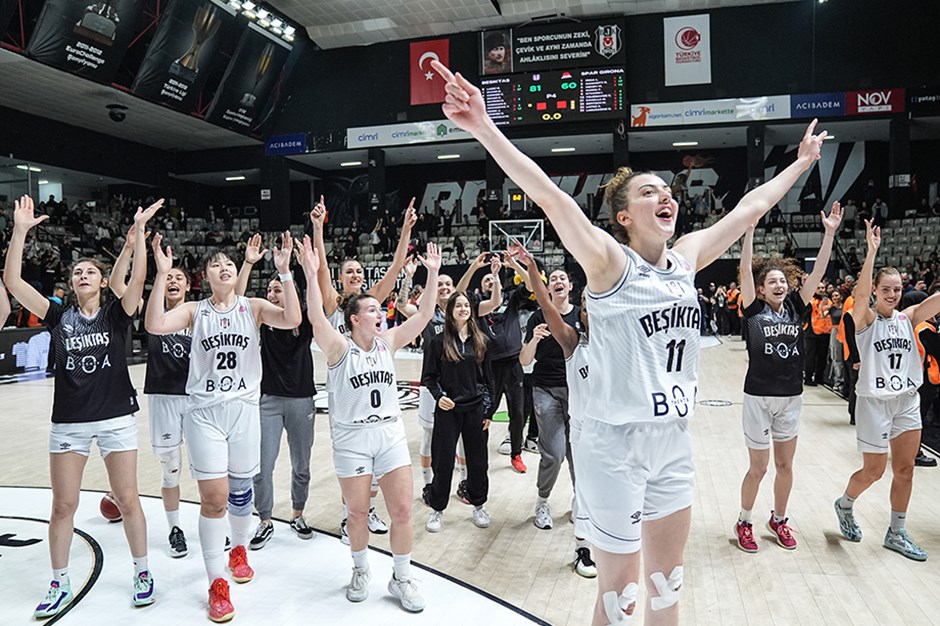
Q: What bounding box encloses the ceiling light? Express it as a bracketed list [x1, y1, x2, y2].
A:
[551, 147, 576, 153]
[242, 1, 255, 9]
[823, 135, 835, 140]
[284, 26, 295, 36]
[37, 180, 49, 184]
[16, 164, 42, 172]
[225, 175, 246, 181]
[672, 141, 698, 147]
[340, 161, 362, 167]
[257, 8, 269, 18]
[437, 154, 460, 160]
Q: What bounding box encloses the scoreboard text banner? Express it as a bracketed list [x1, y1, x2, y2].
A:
[26, 0, 148, 83]
[131, 0, 239, 112]
[480, 18, 625, 76]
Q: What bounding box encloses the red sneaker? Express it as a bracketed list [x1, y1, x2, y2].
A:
[511, 455, 527, 474]
[208, 578, 235, 622]
[734, 521, 758, 553]
[767, 515, 798, 550]
[228, 545, 255, 583]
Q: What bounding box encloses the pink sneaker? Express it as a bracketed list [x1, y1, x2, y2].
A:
[767, 515, 797, 550]
[734, 520, 758, 553]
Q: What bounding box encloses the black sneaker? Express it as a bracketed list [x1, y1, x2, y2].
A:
[168, 526, 187, 558]
[225, 536, 231, 552]
[290, 515, 314, 540]
[573, 547, 597, 578]
[915, 451, 937, 467]
[249, 521, 273, 550]
[422, 484, 432, 508]
[456, 480, 471, 505]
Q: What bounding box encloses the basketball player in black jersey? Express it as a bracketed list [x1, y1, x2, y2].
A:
[6, 195, 163, 617]
[111, 222, 193, 558]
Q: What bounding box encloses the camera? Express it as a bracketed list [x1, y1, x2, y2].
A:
[107, 104, 128, 122]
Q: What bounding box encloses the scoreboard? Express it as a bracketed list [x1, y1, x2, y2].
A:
[481, 66, 625, 127]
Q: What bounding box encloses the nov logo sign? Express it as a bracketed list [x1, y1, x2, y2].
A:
[848, 89, 904, 115]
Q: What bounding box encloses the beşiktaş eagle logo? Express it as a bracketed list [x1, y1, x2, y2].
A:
[595, 25, 621, 59]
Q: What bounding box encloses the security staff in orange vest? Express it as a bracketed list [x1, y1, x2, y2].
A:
[804, 282, 831, 386]
[727, 281, 741, 336]
[905, 289, 940, 467]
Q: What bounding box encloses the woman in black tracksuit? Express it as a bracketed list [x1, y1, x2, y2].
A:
[421, 291, 494, 533]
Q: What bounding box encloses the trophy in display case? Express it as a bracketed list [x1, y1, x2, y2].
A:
[170, 4, 221, 82]
[73, 0, 120, 46]
[240, 43, 274, 108]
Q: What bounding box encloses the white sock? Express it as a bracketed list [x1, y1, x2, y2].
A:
[772, 511, 786, 524]
[392, 553, 411, 581]
[839, 492, 856, 510]
[199, 515, 228, 583]
[739, 509, 752, 523]
[369, 497, 376, 511]
[229, 513, 253, 548]
[536, 495, 548, 507]
[351, 548, 369, 571]
[575, 537, 588, 550]
[458, 464, 468, 480]
[166, 509, 180, 531]
[422, 467, 433, 485]
[890, 510, 906, 532]
[132, 555, 149, 576]
[53, 567, 68, 582]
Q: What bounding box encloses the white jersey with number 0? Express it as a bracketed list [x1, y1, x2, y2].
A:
[585, 246, 700, 425]
[855, 310, 922, 399]
[327, 337, 401, 428]
[186, 296, 261, 409]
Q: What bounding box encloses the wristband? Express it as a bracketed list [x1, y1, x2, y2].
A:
[278, 272, 293, 283]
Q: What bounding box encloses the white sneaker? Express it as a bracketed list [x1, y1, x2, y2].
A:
[368, 508, 389, 534]
[340, 518, 350, 546]
[346, 567, 371, 603]
[388, 575, 425, 612]
[534, 502, 553, 530]
[497, 436, 511, 455]
[472, 506, 490, 528]
[524, 437, 540, 454]
[426, 510, 443, 533]
[573, 547, 597, 578]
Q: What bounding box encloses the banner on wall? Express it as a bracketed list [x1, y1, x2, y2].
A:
[131, 0, 239, 111]
[479, 19, 625, 76]
[790, 92, 845, 119]
[410, 39, 449, 105]
[347, 119, 469, 149]
[908, 87, 940, 116]
[631, 96, 789, 127]
[205, 22, 292, 132]
[25, 0, 148, 83]
[845, 89, 905, 115]
[663, 14, 711, 86]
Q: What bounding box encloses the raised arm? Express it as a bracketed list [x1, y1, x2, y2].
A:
[477, 256, 503, 317]
[298, 235, 347, 363]
[456, 253, 488, 292]
[517, 246, 578, 356]
[145, 233, 195, 334]
[0, 277, 10, 327]
[122, 199, 164, 316]
[674, 119, 827, 270]
[236, 233, 267, 297]
[4, 196, 51, 320]
[310, 197, 341, 316]
[432, 60, 623, 292]
[394, 256, 420, 319]
[109, 223, 140, 298]
[851, 219, 879, 330]
[369, 198, 417, 302]
[739, 226, 757, 309]
[905, 293, 940, 327]
[386, 243, 442, 352]
[251, 231, 302, 330]
[799, 201, 843, 304]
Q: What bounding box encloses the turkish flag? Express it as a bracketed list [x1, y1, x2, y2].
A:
[410, 39, 449, 105]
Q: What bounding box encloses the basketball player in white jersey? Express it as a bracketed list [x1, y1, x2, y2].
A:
[310, 198, 416, 540]
[734, 203, 841, 553]
[299, 235, 442, 613]
[6, 195, 162, 618]
[431, 59, 826, 625]
[145, 232, 301, 622]
[517, 245, 596, 578]
[834, 220, 940, 561]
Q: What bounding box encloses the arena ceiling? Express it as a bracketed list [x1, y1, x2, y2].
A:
[269, 0, 800, 49]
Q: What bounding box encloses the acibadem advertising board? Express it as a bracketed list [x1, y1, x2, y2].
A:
[26, 0, 147, 84]
[131, 0, 240, 112]
[205, 22, 291, 134]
